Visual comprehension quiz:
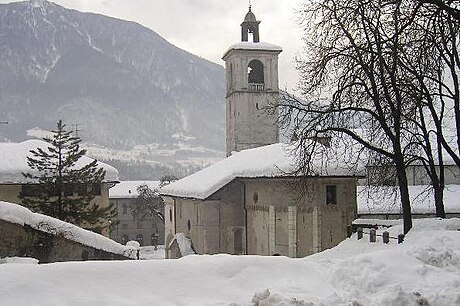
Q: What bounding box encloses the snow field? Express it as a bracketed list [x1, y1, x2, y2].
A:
[0, 218, 459, 305]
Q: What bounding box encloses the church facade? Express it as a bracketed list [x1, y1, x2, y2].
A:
[161, 7, 361, 258]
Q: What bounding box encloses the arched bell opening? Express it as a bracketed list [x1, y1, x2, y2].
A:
[248, 59, 264, 91]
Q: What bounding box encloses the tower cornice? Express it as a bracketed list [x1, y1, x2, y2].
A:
[222, 42, 282, 60]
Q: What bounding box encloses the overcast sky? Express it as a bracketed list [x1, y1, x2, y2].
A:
[1, 0, 305, 89]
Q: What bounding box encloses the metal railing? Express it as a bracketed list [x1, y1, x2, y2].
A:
[248, 83, 265, 91]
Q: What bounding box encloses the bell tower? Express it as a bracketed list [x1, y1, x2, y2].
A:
[241, 6, 260, 43]
[223, 6, 282, 156]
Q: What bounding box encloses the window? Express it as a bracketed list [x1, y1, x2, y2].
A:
[169, 209, 173, 222]
[187, 220, 191, 231]
[326, 185, 337, 205]
[122, 203, 128, 214]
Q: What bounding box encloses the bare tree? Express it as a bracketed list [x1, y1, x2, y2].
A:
[397, 1, 460, 217]
[159, 175, 178, 188]
[285, 0, 459, 228]
[283, 0, 446, 233]
[417, 0, 460, 22]
[131, 184, 164, 224]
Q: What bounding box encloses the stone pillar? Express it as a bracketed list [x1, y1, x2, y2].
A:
[370, 229, 376, 243]
[269, 205, 276, 255]
[288, 206, 297, 258]
[312, 206, 322, 253]
[383, 231, 390, 244]
[357, 227, 363, 240]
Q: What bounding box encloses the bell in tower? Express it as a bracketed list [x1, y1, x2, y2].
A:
[241, 6, 260, 43]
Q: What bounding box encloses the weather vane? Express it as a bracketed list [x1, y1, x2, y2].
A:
[249, 0, 251, 10]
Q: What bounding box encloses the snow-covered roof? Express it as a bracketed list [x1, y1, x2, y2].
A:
[0, 140, 119, 183]
[358, 185, 460, 215]
[161, 142, 361, 200]
[0, 201, 136, 258]
[109, 181, 160, 199]
[223, 41, 282, 58]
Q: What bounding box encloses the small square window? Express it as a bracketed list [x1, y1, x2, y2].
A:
[326, 185, 337, 205]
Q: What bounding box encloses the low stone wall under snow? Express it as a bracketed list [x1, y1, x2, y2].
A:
[0, 201, 136, 263]
[0, 219, 132, 263]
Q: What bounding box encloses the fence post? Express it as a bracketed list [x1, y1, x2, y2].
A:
[369, 229, 376, 243]
[398, 234, 405, 244]
[357, 227, 363, 240]
[382, 231, 389, 244]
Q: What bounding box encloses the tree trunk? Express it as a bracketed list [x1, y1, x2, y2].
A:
[433, 185, 446, 218]
[395, 158, 412, 234]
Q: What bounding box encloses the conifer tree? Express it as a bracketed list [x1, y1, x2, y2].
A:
[20, 120, 112, 232]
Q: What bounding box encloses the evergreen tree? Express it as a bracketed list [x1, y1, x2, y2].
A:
[20, 120, 112, 233]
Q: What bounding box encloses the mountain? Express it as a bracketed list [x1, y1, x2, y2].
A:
[0, 0, 226, 178]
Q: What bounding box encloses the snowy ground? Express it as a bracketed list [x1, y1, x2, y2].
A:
[1, 218, 459, 306]
[139, 245, 165, 260]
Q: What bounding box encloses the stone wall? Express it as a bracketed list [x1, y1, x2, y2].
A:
[239, 177, 357, 257]
[0, 219, 131, 263]
[164, 176, 358, 258]
[364, 164, 460, 186]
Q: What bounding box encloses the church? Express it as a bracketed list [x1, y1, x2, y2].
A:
[161, 7, 361, 258]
